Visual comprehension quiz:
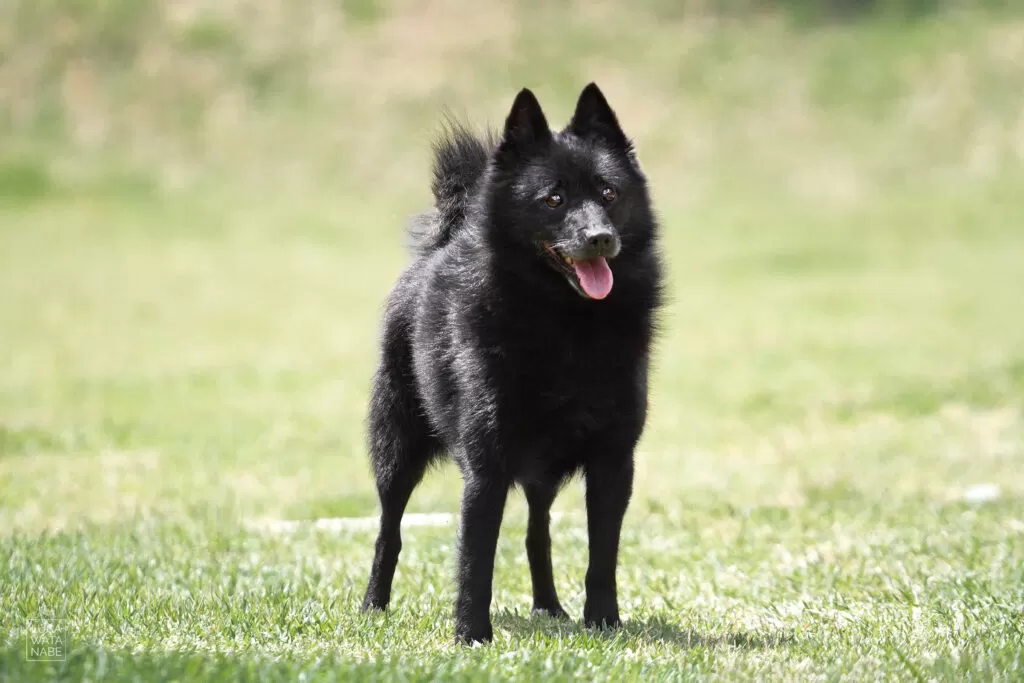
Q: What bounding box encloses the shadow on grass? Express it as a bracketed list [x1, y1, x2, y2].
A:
[1, 644, 490, 683]
[0, 616, 796, 681]
[494, 612, 796, 649]
[0, 646, 340, 683]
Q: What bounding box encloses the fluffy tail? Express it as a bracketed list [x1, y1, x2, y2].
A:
[407, 121, 494, 255]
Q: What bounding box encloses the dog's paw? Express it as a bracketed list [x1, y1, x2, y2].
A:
[454, 620, 494, 645]
[583, 599, 621, 630]
[532, 604, 570, 620]
[584, 613, 621, 630]
[360, 595, 388, 614]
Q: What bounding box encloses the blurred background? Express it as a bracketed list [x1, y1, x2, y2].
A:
[2, 0, 1023, 530]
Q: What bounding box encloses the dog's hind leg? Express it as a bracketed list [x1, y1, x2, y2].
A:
[361, 355, 439, 613]
[524, 482, 568, 619]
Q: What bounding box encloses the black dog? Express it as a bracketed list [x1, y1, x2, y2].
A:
[361, 83, 663, 644]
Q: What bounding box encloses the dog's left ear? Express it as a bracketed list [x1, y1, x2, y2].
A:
[568, 83, 631, 152]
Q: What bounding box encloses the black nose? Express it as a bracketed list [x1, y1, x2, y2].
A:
[586, 229, 620, 257]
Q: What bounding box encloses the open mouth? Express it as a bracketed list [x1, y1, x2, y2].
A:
[541, 242, 614, 300]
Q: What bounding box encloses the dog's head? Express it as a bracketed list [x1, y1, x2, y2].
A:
[485, 84, 655, 301]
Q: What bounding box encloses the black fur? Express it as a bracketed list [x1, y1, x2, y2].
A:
[361, 83, 664, 644]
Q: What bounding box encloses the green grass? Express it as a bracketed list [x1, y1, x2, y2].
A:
[2, 1, 1024, 680]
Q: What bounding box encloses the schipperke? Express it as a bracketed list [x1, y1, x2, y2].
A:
[361, 83, 663, 644]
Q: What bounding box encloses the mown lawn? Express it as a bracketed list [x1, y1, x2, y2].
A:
[2, 1, 1024, 680]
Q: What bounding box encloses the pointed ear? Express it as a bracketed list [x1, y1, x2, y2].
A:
[568, 83, 630, 151]
[496, 88, 551, 160]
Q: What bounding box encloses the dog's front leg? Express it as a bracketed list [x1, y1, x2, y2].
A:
[454, 467, 509, 644]
[583, 455, 634, 629]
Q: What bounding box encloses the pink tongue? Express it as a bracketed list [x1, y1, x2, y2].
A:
[572, 257, 613, 299]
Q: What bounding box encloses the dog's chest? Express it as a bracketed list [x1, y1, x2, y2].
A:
[490, 312, 646, 448]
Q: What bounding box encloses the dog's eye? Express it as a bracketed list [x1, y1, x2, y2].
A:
[601, 187, 617, 203]
[545, 193, 564, 208]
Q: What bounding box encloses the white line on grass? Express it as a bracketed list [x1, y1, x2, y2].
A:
[962, 483, 1001, 503]
[249, 511, 569, 534]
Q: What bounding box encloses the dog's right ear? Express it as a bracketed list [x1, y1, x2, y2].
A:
[496, 88, 551, 162]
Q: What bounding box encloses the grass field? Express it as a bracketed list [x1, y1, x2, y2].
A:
[2, 1, 1024, 680]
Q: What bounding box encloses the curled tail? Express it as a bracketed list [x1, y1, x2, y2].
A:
[407, 121, 494, 256]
